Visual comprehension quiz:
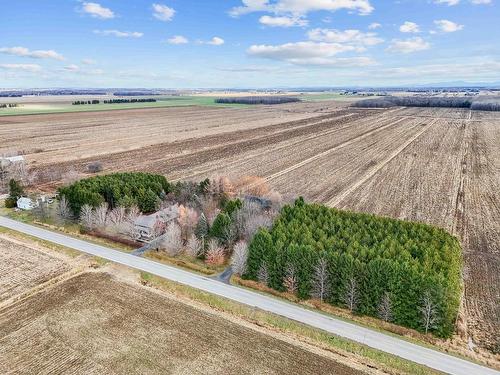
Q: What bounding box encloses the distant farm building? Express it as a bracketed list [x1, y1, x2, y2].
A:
[0, 155, 25, 164]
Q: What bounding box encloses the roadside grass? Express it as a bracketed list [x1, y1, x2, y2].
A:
[1, 204, 136, 253]
[144, 250, 225, 275]
[140, 271, 443, 375]
[234, 277, 497, 369]
[0, 226, 81, 258]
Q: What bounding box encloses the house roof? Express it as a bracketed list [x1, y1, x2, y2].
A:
[134, 215, 158, 229]
[17, 197, 33, 204]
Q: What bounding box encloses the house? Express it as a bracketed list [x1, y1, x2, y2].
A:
[133, 215, 161, 242]
[133, 205, 180, 242]
[16, 197, 38, 210]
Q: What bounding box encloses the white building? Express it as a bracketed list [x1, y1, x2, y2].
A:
[16, 197, 37, 210]
[0, 155, 25, 164]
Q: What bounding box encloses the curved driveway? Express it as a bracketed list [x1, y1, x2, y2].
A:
[0, 216, 497, 375]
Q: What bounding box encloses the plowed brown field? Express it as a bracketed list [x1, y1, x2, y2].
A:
[0, 272, 364, 375]
[0, 236, 69, 302]
[2, 103, 498, 351]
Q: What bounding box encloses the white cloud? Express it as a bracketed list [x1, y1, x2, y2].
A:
[61, 65, 103, 75]
[434, 20, 464, 32]
[81, 2, 114, 19]
[284, 56, 375, 66]
[307, 28, 383, 47]
[399, 21, 420, 33]
[249, 41, 355, 59]
[152, 3, 175, 21]
[386, 37, 430, 53]
[230, 0, 374, 17]
[434, 0, 490, 5]
[433, 0, 460, 5]
[0, 46, 64, 60]
[368, 22, 381, 29]
[93, 30, 144, 38]
[82, 58, 96, 65]
[0, 63, 42, 72]
[167, 35, 189, 44]
[63, 64, 80, 72]
[259, 15, 308, 27]
[207, 37, 225, 45]
[247, 41, 376, 67]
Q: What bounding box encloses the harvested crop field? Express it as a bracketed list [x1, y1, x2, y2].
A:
[0, 272, 363, 375]
[0, 236, 69, 302]
[0, 101, 344, 165]
[2, 103, 499, 350]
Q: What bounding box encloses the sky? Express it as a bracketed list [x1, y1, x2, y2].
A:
[1, 0, 499, 88]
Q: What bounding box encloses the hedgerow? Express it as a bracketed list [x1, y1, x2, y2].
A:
[58, 172, 170, 214]
[245, 198, 462, 337]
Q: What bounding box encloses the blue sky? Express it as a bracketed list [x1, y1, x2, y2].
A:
[1, 0, 499, 88]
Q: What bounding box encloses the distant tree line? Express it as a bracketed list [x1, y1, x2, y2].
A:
[72, 100, 100, 105]
[215, 96, 301, 105]
[470, 98, 500, 111]
[0, 104, 18, 108]
[72, 98, 157, 105]
[244, 198, 462, 338]
[58, 172, 171, 214]
[103, 98, 157, 104]
[353, 96, 500, 111]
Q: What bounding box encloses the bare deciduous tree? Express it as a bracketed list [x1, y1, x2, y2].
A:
[185, 234, 202, 258]
[88, 161, 103, 173]
[231, 241, 248, 276]
[80, 204, 94, 230]
[32, 201, 49, 221]
[244, 214, 272, 240]
[178, 204, 199, 240]
[378, 291, 393, 322]
[205, 239, 225, 265]
[344, 277, 358, 312]
[92, 202, 108, 228]
[283, 264, 298, 294]
[119, 205, 141, 240]
[420, 291, 439, 334]
[61, 168, 80, 184]
[233, 175, 270, 197]
[257, 262, 269, 286]
[56, 196, 72, 222]
[312, 257, 330, 303]
[162, 222, 183, 257]
[108, 206, 127, 226]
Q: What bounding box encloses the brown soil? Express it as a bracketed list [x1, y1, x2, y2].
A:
[0, 272, 365, 375]
[2, 103, 498, 351]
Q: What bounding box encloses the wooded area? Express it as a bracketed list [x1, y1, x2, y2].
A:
[353, 96, 500, 111]
[244, 198, 462, 337]
[215, 97, 301, 105]
[58, 172, 170, 214]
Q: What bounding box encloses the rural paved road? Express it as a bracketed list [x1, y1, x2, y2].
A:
[1, 216, 498, 375]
